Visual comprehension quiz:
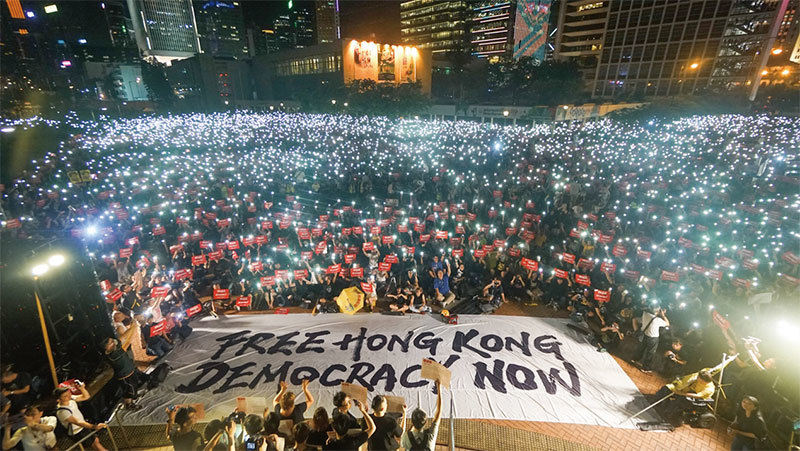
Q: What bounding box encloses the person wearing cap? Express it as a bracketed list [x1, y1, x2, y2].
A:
[100, 320, 145, 410]
[55, 386, 108, 451]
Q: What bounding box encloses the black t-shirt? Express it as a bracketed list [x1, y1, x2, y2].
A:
[332, 410, 361, 431]
[307, 425, 333, 448]
[105, 344, 135, 378]
[171, 430, 204, 451]
[369, 414, 402, 451]
[733, 408, 767, 442]
[322, 431, 368, 450]
[274, 402, 307, 426]
[1, 372, 32, 412]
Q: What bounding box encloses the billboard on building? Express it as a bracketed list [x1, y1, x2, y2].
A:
[512, 0, 551, 61]
[791, 32, 800, 64]
[343, 40, 429, 92]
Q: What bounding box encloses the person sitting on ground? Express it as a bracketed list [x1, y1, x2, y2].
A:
[273, 380, 314, 436]
[55, 386, 108, 451]
[479, 277, 506, 312]
[408, 286, 432, 313]
[401, 380, 443, 451]
[386, 286, 409, 313]
[2, 405, 57, 451]
[432, 266, 455, 308]
[368, 395, 406, 451]
[323, 398, 375, 450]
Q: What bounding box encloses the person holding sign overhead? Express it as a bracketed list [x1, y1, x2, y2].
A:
[272, 379, 315, 435]
[323, 397, 375, 450]
[401, 380, 443, 451]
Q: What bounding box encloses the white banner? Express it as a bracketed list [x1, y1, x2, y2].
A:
[120, 314, 654, 427]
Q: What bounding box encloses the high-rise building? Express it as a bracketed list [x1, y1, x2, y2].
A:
[591, 0, 793, 99]
[247, 28, 280, 56]
[553, 0, 609, 81]
[101, 0, 139, 61]
[128, 0, 201, 63]
[315, 0, 340, 44]
[470, 1, 515, 59]
[193, 0, 247, 58]
[400, 0, 469, 57]
[292, 7, 315, 48]
[274, 15, 293, 50]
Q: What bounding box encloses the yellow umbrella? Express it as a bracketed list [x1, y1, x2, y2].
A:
[336, 287, 365, 315]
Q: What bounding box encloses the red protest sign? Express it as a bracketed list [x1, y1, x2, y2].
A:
[326, 264, 342, 274]
[260, 276, 275, 286]
[192, 255, 207, 266]
[385, 254, 399, 264]
[712, 310, 730, 331]
[150, 286, 170, 298]
[594, 289, 610, 302]
[250, 261, 264, 272]
[351, 267, 364, 278]
[561, 253, 576, 264]
[378, 262, 392, 271]
[612, 245, 627, 257]
[600, 262, 616, 273]
[575, 274, 591, 286]
[185, 303, 202, 317]
[208, 250, 223, 261]
[119, 248, 132, 258]
[660, 270, 680, 282]
[213, 289, 230, 300]
[105, 288, 123, 303]
[360, 282, 373, 293]
[554, 269, 569, 279]
[236, 296, 251, 308]
[174, 268, 193, 280]
[149, 319, 166, 337]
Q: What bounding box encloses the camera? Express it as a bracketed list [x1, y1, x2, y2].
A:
[245, 435, 265, 450]
[227, 411, 246, 424]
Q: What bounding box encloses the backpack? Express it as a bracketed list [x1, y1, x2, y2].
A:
[407, 428, 433, 451]
[55, 406, 76, 437]
[147, 363, 170, 389]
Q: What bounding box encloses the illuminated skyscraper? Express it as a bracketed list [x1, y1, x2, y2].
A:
[315, 0, 340, 44]
[400, 0, 469, 56]
[127, 0, 200, 63]
[193, 0, 247, 58]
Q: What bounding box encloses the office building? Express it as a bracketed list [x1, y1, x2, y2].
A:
[293, 6, 315, 48]
[128, 0, 201, 63]
[247, 28, 280, 56]
[400, 0, 469, 56]
[193, 0, 247, 58]
[470, 1, 515, 59]
[101, 0, 139, 61]
[315, 0, 340, 44]
[553, 0, 609, 81]
[85, 61, 149, 100]
[591, 0, 793, 99]
[166, 53, 253, 109]
[252, 39, 432, 100]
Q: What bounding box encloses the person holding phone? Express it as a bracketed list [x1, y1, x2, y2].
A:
[2, 405, 57, 451]
[55, 385, 108, 451]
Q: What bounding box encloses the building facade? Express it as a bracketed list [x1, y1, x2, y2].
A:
[127, 0, 201, 63]
[400, 0, 469, 56]
[193, 0, 247, 58]
[553, 0, 609, 82]
[315, 0, 340, 44]
[166, 53, 253, 109]
[590, 0, 794, 99]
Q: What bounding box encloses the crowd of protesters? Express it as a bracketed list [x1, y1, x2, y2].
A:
[1, 112, 798, 449]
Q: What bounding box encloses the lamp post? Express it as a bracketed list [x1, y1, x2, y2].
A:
[30, 253, 66, 388]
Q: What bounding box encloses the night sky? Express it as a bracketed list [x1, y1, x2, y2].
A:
[242, 0, 401, 43]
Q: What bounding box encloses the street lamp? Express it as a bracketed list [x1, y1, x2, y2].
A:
[331, 99, 336, 105]
[502, 110, 509, 117]
[689, 62, 699, 70]
[29, 253, 67, 387]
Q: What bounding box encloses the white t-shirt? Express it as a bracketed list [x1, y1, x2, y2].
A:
[6, 417, 57, 450]
[400, 417, 441, 451]
[56, 399, 86, 436]
[641, 312, 667, 338]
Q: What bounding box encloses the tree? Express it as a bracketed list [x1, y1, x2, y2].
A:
[484, 58, 587, 106]
[343, 80, 429, 117]
[140, 60, 174, 105]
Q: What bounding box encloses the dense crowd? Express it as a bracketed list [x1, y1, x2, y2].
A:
[1, 112, 799, 449]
